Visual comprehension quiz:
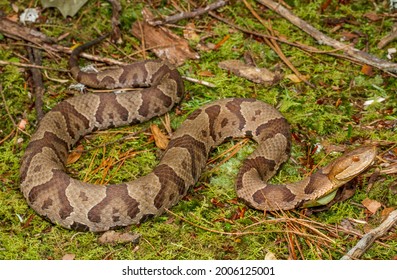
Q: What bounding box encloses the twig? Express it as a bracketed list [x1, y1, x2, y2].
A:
[341, 210, 397, 260]
[107, 0, 122, 43]
[0, 17, 126, 66]
[242, 0, 314, 88]
[27, 47, 44, 120]
[164, 208, 334, 242]
[149, 0, 229, 26]
[256, 0, 397, 73]
[0, 84, 17, 127]
[181, 75, 216, 88]
[0, 60, 69, 72]
[378, 23, 397, 49]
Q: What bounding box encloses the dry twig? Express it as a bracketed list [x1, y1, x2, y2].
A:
[0, 17, 125, 66]
[27, 47, 44, 120]
[149, 0, 229, 26]
[242, 0, 314, 87]
[341, 209, 397, 260]
[256, 0, 397, 73]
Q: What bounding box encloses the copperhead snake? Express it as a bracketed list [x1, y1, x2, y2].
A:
[20, 36, 377, 232]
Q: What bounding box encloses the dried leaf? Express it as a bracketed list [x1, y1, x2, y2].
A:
[265, 251, 278, 260]
[285, 74, 310, 83]
[67, 144, 84, 165]
[362, 198, 382, 214]
[211, 198, 225, 208]
[321, 141, 346, 154]
[41, 0, 89, 18]
[363, 12, 382, 22]
[62, 253, 75, 260]
[340, 31, 359, 42]
[11, 3, 19, 13]
[18, 119, 27, 130]
[230, 207, 246, 220]
[197, 70, 214, 77]
[183, 23, 200, 41]
[150, 124, 169, 150]
[131, 8, 199, 66]
[98, 230, 141, 245]
[361, 64, 374, 76]
[381, 207, 396, 220]
[219, 60, 281, 85]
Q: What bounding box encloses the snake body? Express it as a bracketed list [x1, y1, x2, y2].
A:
[20, 38, 376, 232]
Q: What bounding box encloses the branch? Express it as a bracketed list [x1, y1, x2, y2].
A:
[0, 17, 125, 66]
[341, 210, 397, 260]
[27, 47, 44, 120]
[149, 0, 229, 26]
[256, 0, 397, 73]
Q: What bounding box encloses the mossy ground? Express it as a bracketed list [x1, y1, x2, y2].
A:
[0, 0, 396, 260]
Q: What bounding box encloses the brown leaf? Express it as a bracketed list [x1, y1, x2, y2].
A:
[183, 22, 200, 41]
[17, 119, 28, 130]
[66, 144, 84, 165]
[340, 31, 359, 41]
[197, 70, 214, 77]
[62, 253, 75, 260]
[230, 207, 246, 220]
[211, 198, 226, 208]
[381, 207, 396, 220]
[98, 230, 141, 245]
[285, 73, 310, 83]
[150, 124, 169, 150]
[219, 60, 281, 85]
[362, 198, 382, 214]
[363, 12, 382, 22]
[361, 64, 374, 76]
[321, 141, 346, 154]
[131, 8, 199, 66]
[265, 251, 278, 260]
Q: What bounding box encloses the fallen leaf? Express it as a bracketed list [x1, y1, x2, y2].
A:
[41, 0, 89, 18]
[18, 119, 28, 130]
[67, 144, 84, 165]
[362, 198, 382, 214]
[62, 253, 75, 260]
[363, 12, 382, 22]
[150, 124, 169, 150]
[285, 73, 310, 83]
[183, 22, 200, 41]
[11, 3, 19, 13]
[265, 251, 278, 260]
[131, 8, 199, 66]
[98, 230, 141, 245]
[340, 31, 359, 42]
[211, 198, 226, 208]
[230, 207, 246, 220]
[321, 141, 346, 154]
[219, 60, 281, 85]
[381, 207, 396, 220]
[197, 70, 214, 77]
[361, 64, 374, 76]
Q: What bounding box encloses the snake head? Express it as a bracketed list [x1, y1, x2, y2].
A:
[326, 145, 377, 185]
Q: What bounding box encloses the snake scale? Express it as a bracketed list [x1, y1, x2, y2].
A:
[20, 36, 377, 232]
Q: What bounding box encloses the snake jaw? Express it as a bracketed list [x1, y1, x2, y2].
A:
[328, 146, 377, 185]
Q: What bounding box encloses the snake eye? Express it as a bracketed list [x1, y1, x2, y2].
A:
[352, 155, 360, 162]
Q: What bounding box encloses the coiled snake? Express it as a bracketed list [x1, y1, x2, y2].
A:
[20, 37, 376, 232]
